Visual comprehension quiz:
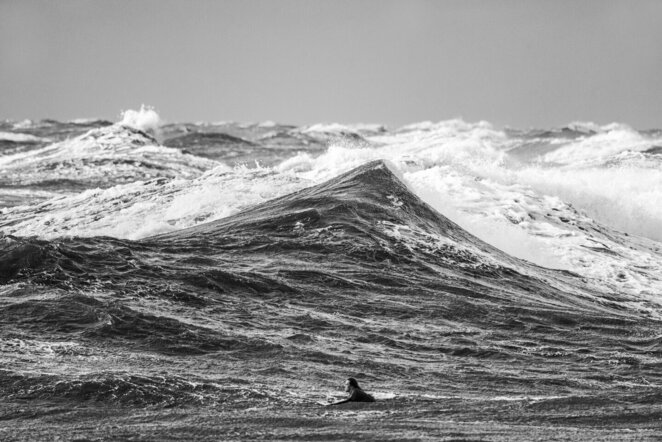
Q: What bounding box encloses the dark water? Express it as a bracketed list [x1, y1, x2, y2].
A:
[2, 160, 662, 440]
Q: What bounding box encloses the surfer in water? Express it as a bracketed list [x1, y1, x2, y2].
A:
[327, 378, 375, 405]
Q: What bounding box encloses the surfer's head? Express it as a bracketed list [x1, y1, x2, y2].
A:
[345, 377, 359, 392]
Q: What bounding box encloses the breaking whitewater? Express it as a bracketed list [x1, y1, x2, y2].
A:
[1, 107, 661, 440]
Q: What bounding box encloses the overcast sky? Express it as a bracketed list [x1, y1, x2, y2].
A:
[1, 0, 661, 128]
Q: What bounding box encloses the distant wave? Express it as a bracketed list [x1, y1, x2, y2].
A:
[0, 122, 219, 193]
[0, 131, 47, 144]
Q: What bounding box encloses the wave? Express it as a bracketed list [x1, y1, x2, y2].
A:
[0, 164, 307, 238]
[0, 131, 52, 160]
[2, 160, 653, 314]
[4, 160, 656, 328]
[2, 159, 662, 424]
[0, 122, 218, 196]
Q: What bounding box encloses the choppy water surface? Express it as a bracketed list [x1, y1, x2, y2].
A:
[1, 109, 661, 440]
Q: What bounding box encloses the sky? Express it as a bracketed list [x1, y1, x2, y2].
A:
[1, 0, 661, 128]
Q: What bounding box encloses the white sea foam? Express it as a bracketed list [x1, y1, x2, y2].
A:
[258, 120, 277, 128]
[0, 131, 46, 143]
[515, 166, 662, 242]
[0, 165, 307, 240]
[542, 125, 652, 164]
[302, 123, 357, 134]
[11, 119, 35, 130]
[120, 105, 162, 135]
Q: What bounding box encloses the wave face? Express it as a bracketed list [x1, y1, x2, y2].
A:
[1, 110, 662, 439]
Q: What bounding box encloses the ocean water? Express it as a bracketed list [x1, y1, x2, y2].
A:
[1, 107, 662, 439]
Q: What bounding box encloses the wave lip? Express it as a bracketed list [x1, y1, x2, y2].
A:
[154, 160, 486, 253]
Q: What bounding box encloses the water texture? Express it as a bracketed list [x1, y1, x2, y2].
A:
[1, 109, 661, 440]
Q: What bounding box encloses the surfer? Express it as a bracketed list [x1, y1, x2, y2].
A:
[327, 377, 375, 405]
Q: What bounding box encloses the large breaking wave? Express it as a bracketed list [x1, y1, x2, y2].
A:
[2, 110, 661, 298]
